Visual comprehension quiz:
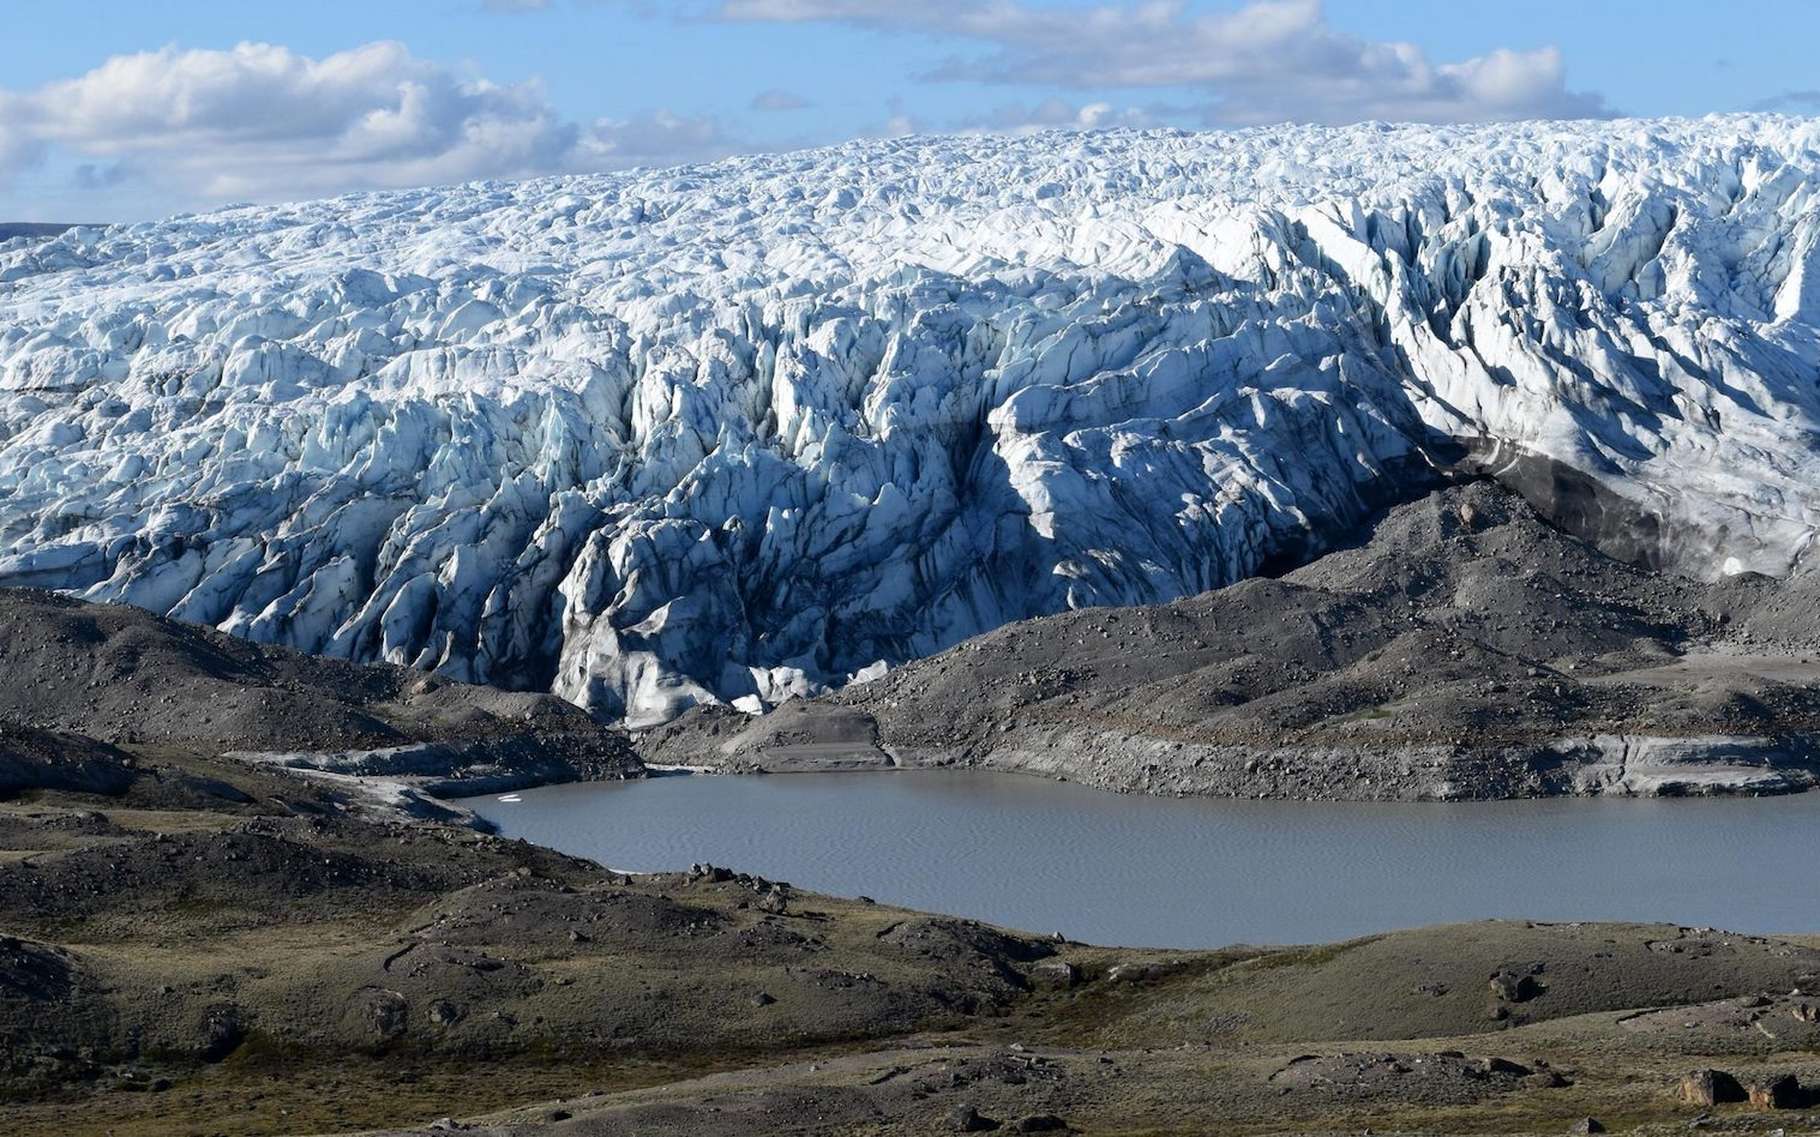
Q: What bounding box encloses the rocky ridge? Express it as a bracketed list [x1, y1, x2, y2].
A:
[644, 483, 1820, 799]
[0, 588, 639, 820]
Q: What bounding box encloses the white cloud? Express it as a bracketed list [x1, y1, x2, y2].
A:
[716, 0, 1612, 125]
[852, 93, 1155, 141]
[0, 7, 1621, 220]
[0, 41, 740, 212]
[1024, 98, 1158, 131]
[963, 97, 1165, 134]
[576, 109, 736, 165]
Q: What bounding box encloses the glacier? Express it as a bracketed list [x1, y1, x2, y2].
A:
[2, 117, 1818, 728]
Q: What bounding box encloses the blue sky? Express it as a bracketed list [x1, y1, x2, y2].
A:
[1, 0, 1815, 221]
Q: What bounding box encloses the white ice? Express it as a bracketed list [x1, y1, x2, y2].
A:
[2, 117, 1818, 726]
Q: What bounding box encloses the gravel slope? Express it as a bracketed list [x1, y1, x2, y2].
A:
[0, 588, 640, 815]
[645, 482, 1820, 799]
[6, 753, 1819, 1137]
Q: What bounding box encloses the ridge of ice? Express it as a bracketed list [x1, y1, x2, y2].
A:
[3, 117, 1819, 726]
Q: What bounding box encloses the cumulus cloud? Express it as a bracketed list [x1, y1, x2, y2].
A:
[0, 41, 740, 210]
[575, 109, 737, 166]
[716, 0, 1612, 125]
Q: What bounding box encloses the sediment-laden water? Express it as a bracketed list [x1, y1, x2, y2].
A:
[460, 771, 1820, 948]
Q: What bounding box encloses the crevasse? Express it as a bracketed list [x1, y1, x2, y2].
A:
[2, 118, 1818, 727]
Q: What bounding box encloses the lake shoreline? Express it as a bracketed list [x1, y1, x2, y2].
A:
[9, 735, 1820, 1136]
[458, 768, 1820, 951]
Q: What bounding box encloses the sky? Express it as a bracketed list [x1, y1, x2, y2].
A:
[0, 0, 1816, 222]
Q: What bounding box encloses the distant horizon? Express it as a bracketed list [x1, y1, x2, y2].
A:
[3, 0, 1817, 223]
[7, 108, 1817, 229]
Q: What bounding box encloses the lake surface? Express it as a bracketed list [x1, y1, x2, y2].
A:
[458, 771, 1820, 949]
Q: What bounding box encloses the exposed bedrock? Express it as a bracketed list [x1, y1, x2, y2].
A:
[642, 483, 1820, 799]
[3, 119, 1819, 726]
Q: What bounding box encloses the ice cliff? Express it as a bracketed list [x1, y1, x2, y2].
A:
[2, 118, 1818, 726]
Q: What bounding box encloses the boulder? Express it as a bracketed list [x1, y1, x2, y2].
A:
[1679, 1069, 1746, 1106]
[1488, 964, 1545, 1002]
[1747, 1073, 1801, 1110]
[198, 1004, 245, 1061]
[1031, 960, 1080, 989]
[345, 987, 409, 1045]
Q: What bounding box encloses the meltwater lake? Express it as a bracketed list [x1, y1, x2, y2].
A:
[458, 770, 1820, 949]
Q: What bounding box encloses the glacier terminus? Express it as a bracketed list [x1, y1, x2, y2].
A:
[2, 117, 1818, 728]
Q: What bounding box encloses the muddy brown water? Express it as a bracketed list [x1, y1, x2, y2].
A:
[458, 770, 1820, 948]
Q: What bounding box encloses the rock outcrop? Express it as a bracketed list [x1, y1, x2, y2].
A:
[646, 483, 1820, 799]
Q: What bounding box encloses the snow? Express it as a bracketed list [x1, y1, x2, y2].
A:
[2, 117, 1819, 727]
